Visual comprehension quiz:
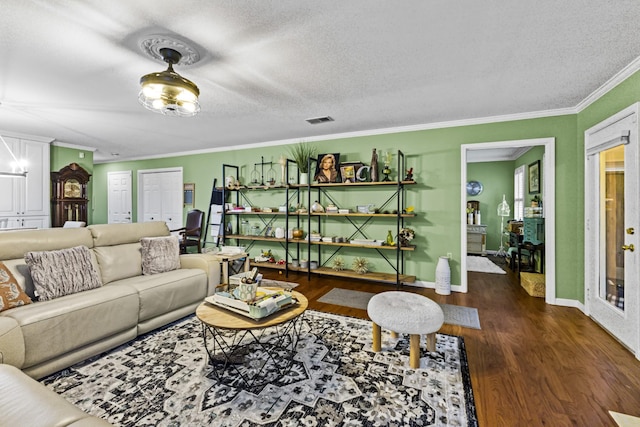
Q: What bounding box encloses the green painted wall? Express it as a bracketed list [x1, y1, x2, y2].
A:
[466, 145, 545, 252]
[50, 146, 95, 224]
[574, 71, 640, 303]
[92, 114, 577, 295]
[87, 69, 640, 302]
[466, 161, 513, 251]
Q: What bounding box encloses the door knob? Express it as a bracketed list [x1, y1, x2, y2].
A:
[627, 228, 635, 235]
[622, 244, 635, 252]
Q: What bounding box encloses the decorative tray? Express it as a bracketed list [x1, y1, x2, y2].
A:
[205, 287, 297, 320]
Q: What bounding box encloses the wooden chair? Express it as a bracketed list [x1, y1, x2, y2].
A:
[171, 209, 205, 254]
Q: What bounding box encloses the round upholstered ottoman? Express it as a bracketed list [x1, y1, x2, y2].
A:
[367, 291, 444, 368]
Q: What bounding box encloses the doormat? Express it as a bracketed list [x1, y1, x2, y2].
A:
[466, 256, 506, 274]
[317, 288, 481, 329]
[42, 311, 478, 426]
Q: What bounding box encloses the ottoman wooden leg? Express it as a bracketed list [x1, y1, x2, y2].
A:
[372, 322, 381, 352]
[390, 331, 398, 339]
[410, 334, 420, 368]
[426, 332, 436, 352]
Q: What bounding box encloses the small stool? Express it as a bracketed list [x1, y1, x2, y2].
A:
[367, 291, 444, 369]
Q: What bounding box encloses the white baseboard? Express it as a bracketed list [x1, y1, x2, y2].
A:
[552, 298, 586, 314]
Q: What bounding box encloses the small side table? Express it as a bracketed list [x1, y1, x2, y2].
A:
[205, 252, 250, 285]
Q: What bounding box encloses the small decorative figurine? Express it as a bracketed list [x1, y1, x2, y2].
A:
[370, 148, 379, 182]
[382, 151, 392, 181]
[311, 200, 325, 213]
[404, 167, 414, 182]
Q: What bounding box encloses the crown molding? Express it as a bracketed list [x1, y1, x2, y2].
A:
[0, 129, 54, 143]
[51, 141, 97, 152]
[96, 56, 640, 164]
[575, 54, 640, 113]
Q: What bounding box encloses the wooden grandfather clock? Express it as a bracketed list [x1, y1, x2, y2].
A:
[51, 163, 91, 227]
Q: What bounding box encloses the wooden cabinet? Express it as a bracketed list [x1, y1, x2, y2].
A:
[467, 224, 487, 255]
[51, 163, 91, 227]
[0, 137, 50, 229]
[523, 218, 544, 245]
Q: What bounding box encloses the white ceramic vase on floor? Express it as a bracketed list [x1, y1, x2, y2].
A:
[435, 256, 451, 295]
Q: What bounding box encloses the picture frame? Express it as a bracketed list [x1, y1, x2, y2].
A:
[528, 161, 540, 194]
[183, 183, 195, 207]
[314, 153, 341, 183]
[339, 162, 363, 183]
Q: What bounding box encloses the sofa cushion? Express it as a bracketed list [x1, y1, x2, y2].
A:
[2, 284, 139, 370]
[89, 221, 170, 247]
[0, 261, 32, 312]
[24, 246, 102, 301]
[140, 236, 180, 275]
[93, 243, 143, 284]
[0, 228, 94, 261]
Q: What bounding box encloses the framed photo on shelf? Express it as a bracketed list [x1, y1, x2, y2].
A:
[339, 162, 363, 183]
[314, 153, 341, 183]
[528, 160, 540, 194]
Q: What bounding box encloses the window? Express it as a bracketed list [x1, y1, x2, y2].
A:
[513, 165, 525, 220]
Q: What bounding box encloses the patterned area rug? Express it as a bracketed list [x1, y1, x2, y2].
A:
[466, 256, 506, 274]
[42, 311, 478, 426]
[318, 288, 481, 329]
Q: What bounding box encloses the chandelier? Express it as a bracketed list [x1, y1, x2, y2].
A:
[138, 47, 200, 117]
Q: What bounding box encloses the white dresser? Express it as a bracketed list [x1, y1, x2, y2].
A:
[467, 224, 487, 256]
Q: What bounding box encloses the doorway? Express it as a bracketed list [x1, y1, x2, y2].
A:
[460, 138, 556, 304]
[585, 103, 639, 359]
[107, 171, 132, 224]
[137, 167, 183, 232]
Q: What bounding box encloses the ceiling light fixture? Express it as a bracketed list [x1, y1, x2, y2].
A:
[138, 47, 200, 117]
[0, 134, 27, 178]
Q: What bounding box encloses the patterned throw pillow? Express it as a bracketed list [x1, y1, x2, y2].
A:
[0, 261, 32, 312]
[140, 236, 180, 275]
[24, 246, 103, 301]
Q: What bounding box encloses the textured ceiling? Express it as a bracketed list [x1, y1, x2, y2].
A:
[1, 1, 640, 162]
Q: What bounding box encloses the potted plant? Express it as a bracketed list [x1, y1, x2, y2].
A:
[287, 142, 317, 184]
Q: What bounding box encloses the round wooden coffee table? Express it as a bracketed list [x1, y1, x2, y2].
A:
[196, 289, 308, 390]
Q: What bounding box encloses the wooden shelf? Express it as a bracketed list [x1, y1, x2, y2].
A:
[250, 262, 416, 284]
[227, 234, 415, 251]
[226, 211, 415, 217]
[225, 211, 294, 216]
[290, 180, 416, 188]
[312, 267, 416, 284]
[310, 212, 416, 217]
[226, 181, 416, 191]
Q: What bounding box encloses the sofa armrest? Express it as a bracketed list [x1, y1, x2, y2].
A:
[0, 364, 114, 426]
[0, 316, 25, 368]
[179, 254, 221, 295]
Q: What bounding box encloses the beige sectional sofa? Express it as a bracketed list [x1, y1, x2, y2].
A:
[0, 221, 221, 380]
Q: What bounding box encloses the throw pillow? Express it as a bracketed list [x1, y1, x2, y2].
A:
[0, 261, 32, 312]
[24, 246, 102, 301]
[140, 236, 180, 275]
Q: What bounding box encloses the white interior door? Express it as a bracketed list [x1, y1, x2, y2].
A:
[160, 171, 182, 232]
[585, 104, 640, 359]
[137, 168, 183, 231]
[107, 171, 132, 224]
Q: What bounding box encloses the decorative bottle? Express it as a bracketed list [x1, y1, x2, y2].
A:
[386, 230, 395, 246]
[370, 148, 379, 182]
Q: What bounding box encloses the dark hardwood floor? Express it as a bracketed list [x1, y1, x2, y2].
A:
[261, 260, 640, 427]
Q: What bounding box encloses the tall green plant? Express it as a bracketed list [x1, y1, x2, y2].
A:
[287, 143, 317, 173]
